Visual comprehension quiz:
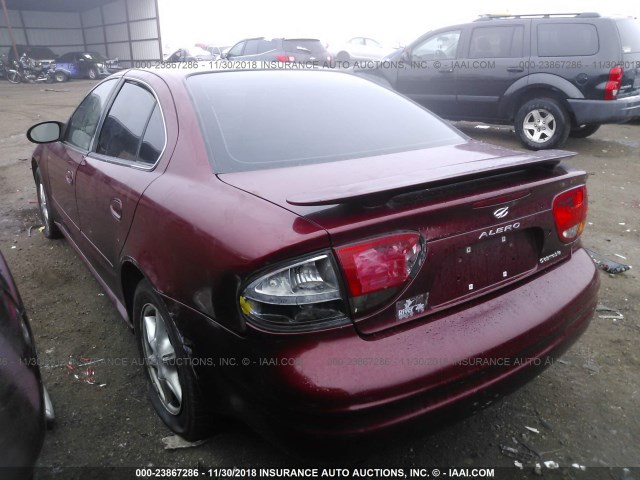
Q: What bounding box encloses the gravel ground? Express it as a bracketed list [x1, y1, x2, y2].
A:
[0, 80, 638, 480]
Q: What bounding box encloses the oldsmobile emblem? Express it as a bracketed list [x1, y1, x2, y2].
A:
[493, 206, 509, 219]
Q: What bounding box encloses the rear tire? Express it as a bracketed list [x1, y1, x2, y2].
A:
[35, 168, 61, 239]
[133, 280, 214, 441]
[514, 98, 570, 150]
[569, 124, 600, 138]
[54, 71, 68, 83]
[337, 51, 350, 63]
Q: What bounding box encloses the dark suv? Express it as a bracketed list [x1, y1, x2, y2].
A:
[367, 13, 640, 149]
[223, 37, 332, 63]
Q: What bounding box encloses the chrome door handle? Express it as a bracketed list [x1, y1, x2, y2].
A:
[65, 170, 73, 185]
[110, 198, 123, 221]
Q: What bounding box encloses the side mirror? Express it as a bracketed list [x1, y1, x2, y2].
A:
[401, 50, 410, 62]
[220, 52, 228, 59]
[27, 121, 64, 144]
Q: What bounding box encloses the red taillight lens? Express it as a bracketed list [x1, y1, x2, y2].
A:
[275, 54, 295, 63]
[604, 66, 623, 100]
[336, 232, 424, 314]
[552, 186, 588, 243]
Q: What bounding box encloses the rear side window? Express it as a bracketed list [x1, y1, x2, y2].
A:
[96, 82, 164, 165]
[138, 105, 165, 165]
[283, 39, 325, 55]
[616, 19, 640, 53]
[469, 26, 524, 58]
[65, 78, 118, 150]
[537, 24, 599, 56]
[187, 71, 464, 173]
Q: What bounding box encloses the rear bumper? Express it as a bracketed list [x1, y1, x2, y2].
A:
[568, 95, 640, 124]
[170, 248, 599, 448]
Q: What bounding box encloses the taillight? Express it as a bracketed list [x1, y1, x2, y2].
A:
[552, 186, 588, 243]
[275, 54, 295, 63]
[240, 253, 349, 332]
[604, 66, 623, 100]
[335, 232, 425, 315]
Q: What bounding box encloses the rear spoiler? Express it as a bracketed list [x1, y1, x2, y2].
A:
[287, 149, 575, 206]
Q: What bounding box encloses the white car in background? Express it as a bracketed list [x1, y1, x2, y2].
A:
[332, 37, 394, 62]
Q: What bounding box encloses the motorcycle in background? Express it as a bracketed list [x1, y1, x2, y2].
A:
[6, 53, 56, 84]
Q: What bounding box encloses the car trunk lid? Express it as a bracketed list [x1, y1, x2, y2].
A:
[219, 141, 586, 335]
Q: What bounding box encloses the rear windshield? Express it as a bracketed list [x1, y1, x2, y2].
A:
[186, 70, 464, 173]
[616, 19, 640, 53]
[283, 39, 326, 54]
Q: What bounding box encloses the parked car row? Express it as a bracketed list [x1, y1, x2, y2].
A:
[2, 44, 121, 83]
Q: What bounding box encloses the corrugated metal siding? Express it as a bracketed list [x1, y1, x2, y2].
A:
[22, 11, 81, 29]
[106, 42, 130, 60]
[0, 28, 27, 46]
[90, 44, 108, 57]
[132, 40, 159, 60]
[129, 19, 157, 41]
[105, 23, 129, 43]
[2, 0, 161, 64]
[102, 0, 127, 25]
[28, 29, 84, 46]
[127, 0, 156, 21]
[50, 45, 84, 55]
[0, 9, 22, 28]
[84, 26, 105, 45]
[81, 8, 103, 28]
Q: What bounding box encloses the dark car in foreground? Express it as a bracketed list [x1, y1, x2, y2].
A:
[1, 252, 53, 477]
[364, 12, 640, 150]
[224, 37, 332, 63]
[54, 51, 120, 80]
[26, 68, 598, 450]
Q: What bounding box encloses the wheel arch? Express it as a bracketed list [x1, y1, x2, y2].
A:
[120, 259, 147, 328]
[501, 74, 584, 125]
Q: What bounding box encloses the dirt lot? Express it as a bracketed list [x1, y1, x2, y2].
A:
[0, 80, 638, 479]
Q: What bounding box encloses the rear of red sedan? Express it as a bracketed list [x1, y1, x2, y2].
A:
[28, 68, 598, 450]
[162, 70, 598, 445]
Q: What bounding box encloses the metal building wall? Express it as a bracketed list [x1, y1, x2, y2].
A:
[1, 0, 161, 66]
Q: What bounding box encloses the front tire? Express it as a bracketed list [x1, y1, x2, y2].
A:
[569, 124, 600, 138]
[7, 70, 21, 84]
[133, 280, 213, 440]
[35, 168, 61, 239]
[515, 98, 570, 150]
[87, 67, 98, 80]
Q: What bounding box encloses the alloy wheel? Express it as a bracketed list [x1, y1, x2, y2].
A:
[140, 303, 183, 415]
[522, 108, 556, 144]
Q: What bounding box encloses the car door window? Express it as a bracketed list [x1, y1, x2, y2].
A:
[366, 38, 381, 48]
[243, 40, 261, 55]
[469, 26, 523, 58]
[65, 78, 118, 150]
[96, 82, 157, 163]
[412, 31, 461, 60]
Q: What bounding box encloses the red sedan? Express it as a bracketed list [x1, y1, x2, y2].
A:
[26, 67, 599, 448]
